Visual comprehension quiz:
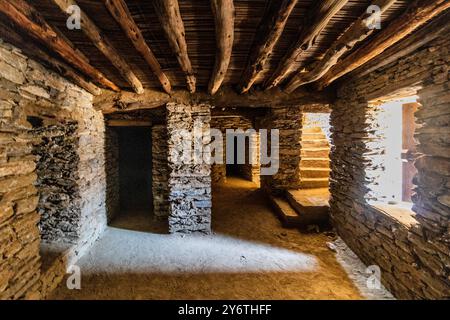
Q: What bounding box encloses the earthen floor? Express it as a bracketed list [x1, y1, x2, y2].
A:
[49, 177, 376, 300]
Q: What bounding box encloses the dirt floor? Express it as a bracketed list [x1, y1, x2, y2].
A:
[49, 177, 385, 300]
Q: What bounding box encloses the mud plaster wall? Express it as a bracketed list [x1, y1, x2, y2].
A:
[330, 35, 450, 299]
[0, 40, 106, 299]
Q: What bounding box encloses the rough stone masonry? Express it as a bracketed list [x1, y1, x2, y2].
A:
[166, 103, 212, 234]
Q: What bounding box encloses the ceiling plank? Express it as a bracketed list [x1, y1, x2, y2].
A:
[263, 0, 349, 90]
[284, 0, 396, 93]
[237, 0, 298, 94]
[104, 0, 171, 94]
[50, 0, 144, 94]
[153, 0, 196, 93]
[0, 0, 120, 91]
[209, 0, 235, 95]
[0, 20, 102, 96]
[316, 0, 450, 89]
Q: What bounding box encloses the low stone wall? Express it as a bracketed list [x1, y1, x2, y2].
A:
[166, 103, 212, 234]
[330, 34, 450, 299]
[0, 39, 106, 299]
[152, 125, 169, 219]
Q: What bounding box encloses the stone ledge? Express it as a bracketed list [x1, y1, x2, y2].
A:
[369, 201, 419, 229]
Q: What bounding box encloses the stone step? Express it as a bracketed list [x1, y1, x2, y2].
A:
[301, 148, 330, 158]
[300, 168, 331, 178]
[302, 127, 322, 133]
[268, 195, 303, 228]
[301, 140, 330, 148]
[299, 178, 329, 188]
[286, 188, 330, 225]
[300, 133, 327, 140]
[300, 158, 330, 168]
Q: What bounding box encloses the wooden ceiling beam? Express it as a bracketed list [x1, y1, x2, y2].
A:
[153, 0, 196, 93]
[264, 0, 349, 90]
[209, 0, 235, 95]
[0, 20, 102, 96]
[284, 0, 396, 93]
[0, 0, 120, 92]
[104, 0, 171, 94]
[94, 87, 332, 114]
[316, 0, 450, 89]
[50, 0, 144, 94]
[237, 0, 298, 94]
[354, 10, 450, 79]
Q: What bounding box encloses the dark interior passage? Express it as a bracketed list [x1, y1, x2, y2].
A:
[117, 127, 153, 211]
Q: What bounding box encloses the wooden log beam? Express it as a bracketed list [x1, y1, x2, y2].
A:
[50, 0, 144, 94]
[264, 0, 349, 90]
[284, 0, 396, 93]
[209, 0, 235, 95]
[317, 0, 450, 89]
[94, 86, 332, 114]
[353, 10, 450, 79]
[0, 0, 119, 91]
[106, 119, 152, 127]
[153, 0, 196, 93]
[104, 0, 171, 94]
[237, 0, 298, 94]
[0, 20, 102, 96]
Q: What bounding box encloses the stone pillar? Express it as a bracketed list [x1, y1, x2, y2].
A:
[152, 125, 169, 219]
[105, 127, 120, 222]
[260, 106, 302, 194]
[166, 103, 212, 234]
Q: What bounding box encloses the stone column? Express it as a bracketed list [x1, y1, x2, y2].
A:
[260, 106, 303, 194]
[166, 103, 212, 234]
[152, 125, 169, 219]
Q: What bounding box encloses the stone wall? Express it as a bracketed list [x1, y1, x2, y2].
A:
[330, 34, 450, 299]
[33, 122, 80, 243]
[152, 125, 169, 219]
[0, 39, 106, 299]
[260, 106, 303, 194]
[210, 116, 260, 184]
[105, 127, 120, 222]
[166, 103, 211, 234]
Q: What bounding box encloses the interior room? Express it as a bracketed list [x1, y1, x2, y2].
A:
[0, 0, 449, 300]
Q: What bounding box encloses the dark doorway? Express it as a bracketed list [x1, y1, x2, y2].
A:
[117, 127, 152, 211]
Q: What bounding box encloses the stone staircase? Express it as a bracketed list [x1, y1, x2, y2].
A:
[299, 127, 330, 189]
[269, 188, 330, 229]
[269, 126, 331, 230]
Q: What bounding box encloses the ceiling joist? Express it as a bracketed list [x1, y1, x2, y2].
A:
[264, 0, 349, 90]
[238, 0, 298, 94]
[209, 0, 235, 95]
[153, 0, 196, 93]
[316, 0, 450, 89]
[284, 0, 397, 93]
[50, 0, 144, 94]
[104, 0, 172, 94]
[0, 0, 120, 92]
